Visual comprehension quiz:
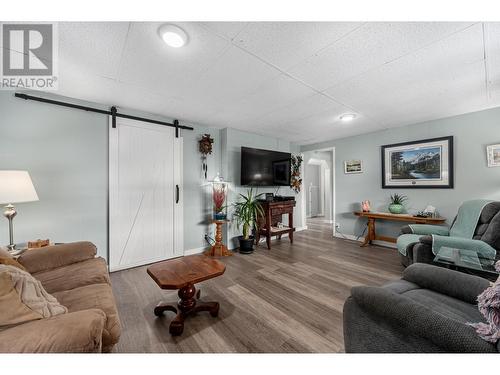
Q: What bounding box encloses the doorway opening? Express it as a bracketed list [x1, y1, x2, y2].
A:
[302, 148, 335, 236]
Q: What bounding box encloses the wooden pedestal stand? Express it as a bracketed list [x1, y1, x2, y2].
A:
[205, 220, 232, 257]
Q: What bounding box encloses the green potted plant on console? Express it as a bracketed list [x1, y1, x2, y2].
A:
[388, 193, 408, 214]
[233, 188, 264, 254]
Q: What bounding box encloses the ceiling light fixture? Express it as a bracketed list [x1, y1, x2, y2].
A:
[158, 24, 188, 48]
[340, 113, 356, 122]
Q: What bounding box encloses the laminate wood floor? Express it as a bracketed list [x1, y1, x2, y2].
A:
[111, 221, 404, 353]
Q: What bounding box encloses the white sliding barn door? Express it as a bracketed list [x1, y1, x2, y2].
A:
[109, 117, 183, 271]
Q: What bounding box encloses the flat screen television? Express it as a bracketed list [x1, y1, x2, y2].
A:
[240, 147, 291, 186]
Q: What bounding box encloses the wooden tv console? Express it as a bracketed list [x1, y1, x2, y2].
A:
[256, 199, 296, 250]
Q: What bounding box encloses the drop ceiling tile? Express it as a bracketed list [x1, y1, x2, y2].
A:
[56, 63, 219, 126]
[282, 112, 381, 144]
[180, 45, 282, 113]
[324, 23, 488, 129]
[58, 22, 130, 80]
[117, 22, 230, 92]
[199, 22, 248, 40]
[485, 22, 500, 104]
[290, 22, 475, 91]
[208, 73, 316, 127]
[234, 22, 362, 70]
[57, 65, 120, 105]
[252, 93, 345, 129]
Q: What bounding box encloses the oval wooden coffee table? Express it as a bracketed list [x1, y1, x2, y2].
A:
[147, 255, 226, 336]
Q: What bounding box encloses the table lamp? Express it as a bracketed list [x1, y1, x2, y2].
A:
[0, 171, 39, 250]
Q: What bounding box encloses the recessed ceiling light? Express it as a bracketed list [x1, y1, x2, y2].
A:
[340, 113, 356, 122]
[158, 24, 188, 48]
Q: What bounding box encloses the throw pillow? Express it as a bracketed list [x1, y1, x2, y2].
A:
[0, 272, 43, 327]
[0, 246, 12, 258]
[468, 260, 500, 342]
[0, 256, 27, 271]
[0, 264, 67, 318]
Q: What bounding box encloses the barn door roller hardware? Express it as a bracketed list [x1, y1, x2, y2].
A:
[14, 93, 194, 132]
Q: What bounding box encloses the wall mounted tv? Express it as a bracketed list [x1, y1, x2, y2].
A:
[240, 147, 291, 186]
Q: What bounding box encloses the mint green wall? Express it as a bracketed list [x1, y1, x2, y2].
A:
[0, 91, 221, 258]
[221, 128, 303, 249]
[301, 107, 500, 241]
[0, 92, 108, 256]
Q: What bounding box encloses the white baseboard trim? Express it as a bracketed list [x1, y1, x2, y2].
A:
[184, 246, 207, 256]
[110, 246, 209, 272]
[109, 253, 184, 272]
[333, 233, 397, 249]
[178, 226, 309, 256]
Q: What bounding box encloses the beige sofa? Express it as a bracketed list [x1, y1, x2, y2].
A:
[0, 242, 121, 353]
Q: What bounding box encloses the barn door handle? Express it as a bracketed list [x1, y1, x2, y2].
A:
[176, 185, 180, 204]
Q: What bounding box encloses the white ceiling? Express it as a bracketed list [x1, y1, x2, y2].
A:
[11, 22, 500, 144]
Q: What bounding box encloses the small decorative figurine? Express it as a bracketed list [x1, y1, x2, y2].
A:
[198, 134, 214, 179]
[362, 200, 371, 212]
[290, 155, 303, 193]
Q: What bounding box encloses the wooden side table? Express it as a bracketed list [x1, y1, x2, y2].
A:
[147, 255, 226, 336]
[256, 200, 296, 250]
[205, 220, 232, 257]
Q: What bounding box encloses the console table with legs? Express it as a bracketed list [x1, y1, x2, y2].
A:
[353, 211, 446, 247]
[257, 199, 296, 249]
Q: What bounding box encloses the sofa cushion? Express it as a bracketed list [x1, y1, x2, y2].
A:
[18, 241, 97, 274]
[481, 211, 500, 250]
[383, 280, 420, 295]
[479, 202, 500, 224]
[0, 309, 106, 353]
[33, 257, 110, 294]
[402, 288, 484, 323]
[53, 283, 121, 348]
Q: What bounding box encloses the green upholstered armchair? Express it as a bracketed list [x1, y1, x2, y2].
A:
[398, 201, 500, 267]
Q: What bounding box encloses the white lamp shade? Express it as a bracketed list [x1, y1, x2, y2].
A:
[0, 171, 39, 204]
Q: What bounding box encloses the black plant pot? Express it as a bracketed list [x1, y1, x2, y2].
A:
[238, 236, 255, 254]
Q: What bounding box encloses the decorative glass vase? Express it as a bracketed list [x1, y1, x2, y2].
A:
[212, 174, 227, 221]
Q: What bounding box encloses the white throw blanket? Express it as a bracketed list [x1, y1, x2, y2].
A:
[0, 264, 67, 318]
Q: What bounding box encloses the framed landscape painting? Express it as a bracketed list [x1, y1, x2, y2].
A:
[381, 136, 453, 188]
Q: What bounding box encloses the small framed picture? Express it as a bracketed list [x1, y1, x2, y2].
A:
[344, 160, 363, 174]
[487, 144, 500, 167]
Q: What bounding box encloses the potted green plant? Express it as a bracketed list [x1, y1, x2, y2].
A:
[233, 188, 264, 254]
[388, 193, 408, 214]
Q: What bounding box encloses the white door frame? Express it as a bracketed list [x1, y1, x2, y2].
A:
[300, 147, 335, 236]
